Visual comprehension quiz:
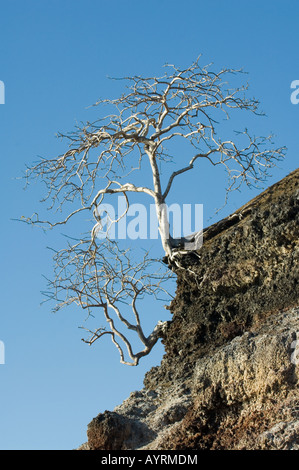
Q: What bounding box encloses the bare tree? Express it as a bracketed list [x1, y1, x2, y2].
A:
[45, 239, 172, 365]
[22, 57, 286, 365]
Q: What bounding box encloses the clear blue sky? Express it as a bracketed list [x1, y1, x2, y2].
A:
[0, 0, 298, 450]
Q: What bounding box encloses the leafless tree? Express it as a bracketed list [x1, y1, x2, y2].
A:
[44, 238, 172, 365]
[22, 57, 286, 365]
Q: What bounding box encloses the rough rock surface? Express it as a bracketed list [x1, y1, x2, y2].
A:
[80, 168, 299, 450]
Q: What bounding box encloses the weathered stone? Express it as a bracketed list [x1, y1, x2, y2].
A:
[81, 168, 299, 450]
[87, 410, 155, 450]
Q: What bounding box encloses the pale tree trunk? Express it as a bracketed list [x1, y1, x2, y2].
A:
[146, 147, 173, 258]
[156, 200, 173, 258]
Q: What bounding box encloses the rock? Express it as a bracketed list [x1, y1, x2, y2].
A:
[259, 420, 299, 450]
[81, 168, 299, 450]
[153, 307, 299, 450]
[87, 411, 132, 450]
[87, 410, 155, 450]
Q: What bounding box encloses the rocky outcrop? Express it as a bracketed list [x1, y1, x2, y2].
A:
[80, 168, 299, 450]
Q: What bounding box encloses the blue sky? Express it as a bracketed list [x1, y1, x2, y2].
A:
[0, 0, 298, 450]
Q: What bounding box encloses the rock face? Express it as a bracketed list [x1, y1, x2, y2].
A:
[81, 168, 299, 450]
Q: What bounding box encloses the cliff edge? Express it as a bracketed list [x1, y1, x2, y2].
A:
[80, 168, 299, 450]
